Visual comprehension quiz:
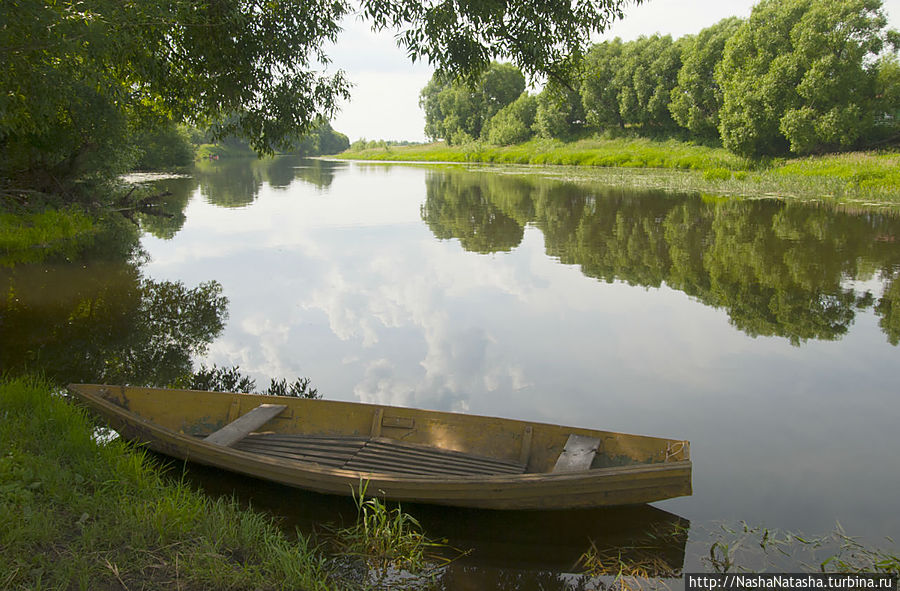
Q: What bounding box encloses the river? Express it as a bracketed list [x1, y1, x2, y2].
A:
[4, 156, 898, 586]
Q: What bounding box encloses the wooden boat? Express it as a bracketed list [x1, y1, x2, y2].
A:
[67, 384, 691, 510]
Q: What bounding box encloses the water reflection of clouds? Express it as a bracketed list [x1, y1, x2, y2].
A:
[297, 230, 537, 411]
[142, 162, 900, 540]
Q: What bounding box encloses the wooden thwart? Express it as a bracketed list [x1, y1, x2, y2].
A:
[204, 404, 287, 447]
[552, 434, 601, 473]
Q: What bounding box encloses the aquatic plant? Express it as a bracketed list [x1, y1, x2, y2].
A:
[323, 481, 459, 589]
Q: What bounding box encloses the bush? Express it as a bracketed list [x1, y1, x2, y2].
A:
[485, 93, 537, 145]
[132, 123, 195, 170]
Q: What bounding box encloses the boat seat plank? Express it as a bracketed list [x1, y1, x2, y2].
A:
[224, 433, 526, 477]
[344, 450, 506, 477]
[361, 441, 524, 474]
[368, 437, 526, 472]
[234, 441, 366, 463]
[204, 404, 287, 447]
[552, 434, 602, 473]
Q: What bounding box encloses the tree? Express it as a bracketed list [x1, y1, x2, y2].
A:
[614, 35, 683, 131]
[132, 123, 196, 171]
[581, 39, 627, 131]
[872, 54, 900, 137]
[669, 18, 743, 138]
[717, 0, 896, 157]
[2, 0, 639, 197]
[420, 63, 525, 143]
[288, 122, 350, 156]
[535, 80, 587, 139]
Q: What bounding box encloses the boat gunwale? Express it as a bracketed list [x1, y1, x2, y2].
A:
[67, 383, 692, 486]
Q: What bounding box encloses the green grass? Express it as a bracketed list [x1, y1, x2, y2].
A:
[339, 138, 900, 209]
[0, 207, 98, 266]
[342, 137, 752, 172]
[773, 151, 900, 192]
[0, 376, 334, 590]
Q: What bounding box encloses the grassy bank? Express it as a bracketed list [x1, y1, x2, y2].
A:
[339, 138, 900, 208]
[342, 137, 751, 170]
[0, 376, 335, 590]
[0, 207, 99, 267]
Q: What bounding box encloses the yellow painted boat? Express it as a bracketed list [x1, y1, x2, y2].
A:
[68, 384, 692, 510]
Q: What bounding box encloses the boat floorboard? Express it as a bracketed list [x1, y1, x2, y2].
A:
[228, 433, 527, 477]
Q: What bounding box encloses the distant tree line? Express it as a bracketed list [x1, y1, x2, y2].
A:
[133, 120, 349, 170]
[420, 0, 900, 157]
[348, 139, 423, 151]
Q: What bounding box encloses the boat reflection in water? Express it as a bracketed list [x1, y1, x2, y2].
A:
[177, 460, 689, 590]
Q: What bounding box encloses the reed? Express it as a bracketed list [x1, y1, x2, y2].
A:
[322, 481, 458, 589]
[700, 522, 900, 575]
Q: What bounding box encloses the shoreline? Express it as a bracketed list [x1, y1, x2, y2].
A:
[336, 139, 900, 211]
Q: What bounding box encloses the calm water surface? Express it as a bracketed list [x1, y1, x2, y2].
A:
[4, 156, 899, 584]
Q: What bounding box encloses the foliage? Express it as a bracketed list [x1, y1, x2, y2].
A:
[2, 0, 636, 199]
[535, 79, 587, 139]
[581, 38, 627, 130]
[131, 123, 196, 171]
[614, 35, 684, 131]
[420, 63, 526, 144]
[669, 18, 743, 138]
[176, 364, 322, 399]
[579, 34, 684, 135]
[484, 93, 538, 145]
[363, 0, 642, 83]
[416, 0, 899, 159]
[285, 121, 350, 157]
[0, 0, 350, 197]
[717, 0, 894, 156]
[873, 54, 900, 134]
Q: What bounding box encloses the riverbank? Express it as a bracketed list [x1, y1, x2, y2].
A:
[0, 376, 336, 590]
[338, 138, 900, 209]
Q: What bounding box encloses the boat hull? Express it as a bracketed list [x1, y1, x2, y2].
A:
[69, 384, 692, 510]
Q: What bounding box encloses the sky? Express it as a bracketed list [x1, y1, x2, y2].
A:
[327, 0, 900, 143]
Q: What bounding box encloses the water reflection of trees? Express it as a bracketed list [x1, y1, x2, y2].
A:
[137, 176, 197, 239]
[0, 248, 228, 386]
[136, 158, 347, 240]
[421, 173, 525, 253]
[422, 171, 900, 345]
[195, 156, 343, 209]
